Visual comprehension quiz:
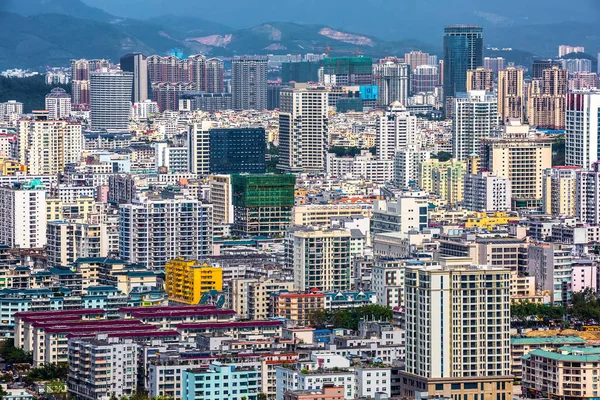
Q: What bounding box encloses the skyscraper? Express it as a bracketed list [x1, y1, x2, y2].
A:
[376, 102, 418, 161]
[204, 58, 225, 93]
[89, 70, 133, 131]
[45, 88, 71, 120]
[466, 67, 493, 92]
[231, 56, 268, 110]
[565, 91, 600, 168]
[443, 25, 484, 108]
[399, 261, 512, 399]
[278, 83, 328, 173]
[452, 91, 498, 161]
[373, 58, 410, 106]
[497, 67, 524, 123]
[119, 53, 148, 103]
[527, 66, 568, 130]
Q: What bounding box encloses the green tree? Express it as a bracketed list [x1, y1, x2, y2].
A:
[46, 379, 68, 400]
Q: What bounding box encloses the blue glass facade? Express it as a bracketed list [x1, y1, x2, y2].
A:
[443, 25, 484, 103]
[209, 128, 266, 174]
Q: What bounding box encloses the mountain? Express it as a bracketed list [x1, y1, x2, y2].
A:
[3, 0, 116, 22]
[146, 15, 232, 38]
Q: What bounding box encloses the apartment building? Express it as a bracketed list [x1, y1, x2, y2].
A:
[165, 258, 223, 305]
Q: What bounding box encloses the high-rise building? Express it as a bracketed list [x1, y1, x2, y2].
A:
[267, 81, 282, 110]
[70, 59, 110, 110]
[231, 174, 296, 237]
[119, 194, 213, 271]
[208, 175, 234, 225]
[480, 122, 553, 209]
[410, 65, 439, 94]
[373, 58, 409, 106]
[558, 45, 585, 57]
[452, 91, 498, 161]
[531, 59, 561, 79]
[376, 102, 418, 161]
[119, 53, 148, 103]
[203, 58, 225, 93]
[527, 66, 568, 130]
[46, 221, 111, 267]
[188, 122, 266, 175]
[287, 227, 352, 292]
[542, 166, 580, 216]
[576, 162, 600, 225]
[0, 180, 47, 249]
[0, 100, 23, 123]
[404, 51, 437, 70]
[483, 57, 505, 75]
[90, 69, 133, 131]
[561, 58, 593, 74]
[278, 83, 328, 173]
[463, 171, 512, 212]
[281, 61, 320, 84]
[497, 67, 524, 123]
[400, 261, 512, 400]
[393, 146, 431, 188]
[443, 25, 484, 107]
[565, 90, 600, 168]
[322, 57, 373, 86]
[568, 72, 600, 91]
[18, 117, 82, 175]
[418, 158, 467, 204]
[152, 82, 195, 112]
[44, 88, 71, 120]
[231, 56, 268, 110]
[466, 67, 493, 92]
[146, 55, 224, 93]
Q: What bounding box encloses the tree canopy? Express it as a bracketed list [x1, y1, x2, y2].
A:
[309, 304, 393, 330]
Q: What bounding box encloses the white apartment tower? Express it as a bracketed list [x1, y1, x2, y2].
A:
[231, 56, 268, 110]
[576, 162, 600, 225]
[278, 83, 328, 173]
[373, 59, 410, 107]
[463, 172, 512, 212]
[376, 102, 418, 161]
[45, 88, 72, 120]
[287, 227, 353, 292]
[452, 91, 498, 161]
[90, 69, 133, 131]
[0, 181, 47, 249]
[18, 118, 82, 175]
[119, 195, 213, 271]
[394, 146, 431, 188]
[400, 261, 513, 399]
[565, 91, 600, 168]
[187, 121, 212, 175]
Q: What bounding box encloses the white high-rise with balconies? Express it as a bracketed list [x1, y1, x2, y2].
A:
[90, 69, 133, 131]
[452, 90, 498, 161]
[0, 181, 47, 249]
[376, 102, 418, 161]
[565, 90, 600, 168]
[400, 260, 513, 400]
[45, 88, 72, 120]
[374, 59, 409, 106]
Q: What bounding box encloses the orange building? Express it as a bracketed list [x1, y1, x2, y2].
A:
[270, 291, 324, 326]
[284, 385, 345, 400]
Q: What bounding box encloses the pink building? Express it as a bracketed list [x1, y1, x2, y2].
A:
[571, 260, 598, 293]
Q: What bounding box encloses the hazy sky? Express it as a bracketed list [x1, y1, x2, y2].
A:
[87, 0, 598, 38]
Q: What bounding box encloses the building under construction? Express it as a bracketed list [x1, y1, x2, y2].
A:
[322, 57, 373, 85]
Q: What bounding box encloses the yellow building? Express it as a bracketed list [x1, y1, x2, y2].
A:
[0, 157, 27, 175]
[463, 212, 520, 230]
[419, 158, 466, 204]
[165, 258, 223, 305]
[46, 197, 95, 222]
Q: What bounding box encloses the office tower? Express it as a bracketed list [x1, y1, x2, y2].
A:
[373, 58, 409, 106]
[231, 56, 268, 110]
[204, 58, 225, 93]
[209, 128, 266, 174]
[376, 102, 418, 161]
[45, 88, 71, 120]
[281, 61, 320, 83]
[151, 82, 195, 112]
[497, 67, 524, 123]
[483, 57, 505, 74]
[443, 25, 484, 107]
[400, 262, 512, 400]
[17, 118, 82, 175]
[531, 59, 561, 79]
[542, 166, 580, 216]
[0, 180, 47, 249]
[404, 51, 436, 70]
[231, 174, 296, 237]
[287, 227, 352, 291]
[566, 90, 600, 168]
[267, 81, 282, 110]
[466, 67, 493, 92]
[119, 195, 213, 271]
[558, 45, 585, 57]
[527, 66, 568, 129]
[410, 65, 439, 94]
[452, 91, 498, 161]
[89, 70, 133, 131]
[119, 53, 148, 103]
[322, 56, 373, 85]
[70, 59, 110, 110]
[278, 83, 328, 173]
[561, 58, 592, 74]
[464, 172, 512, 211]
[576, 163, 600, 225]
[480, 122, 553, 209]
[188, 122, 266, 175]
